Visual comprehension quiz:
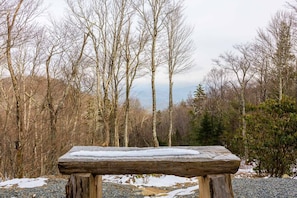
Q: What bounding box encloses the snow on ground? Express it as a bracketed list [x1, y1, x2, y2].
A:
[0, 160, 295, 197]
[234, 160, 256, 178]
[165, 185, 199, 198]
[0, 161, 268, 198]
[0, 178, 47, 188]
[103, 174, 199, 197]
[101, 161, 264, 198]
[102, 160, 262, 198]
[103, 174, 197, 187]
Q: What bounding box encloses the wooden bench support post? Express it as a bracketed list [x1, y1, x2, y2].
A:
[95, 175, 103, 198]
[198, 174, 234, 198]
[66, 173, 98, 198]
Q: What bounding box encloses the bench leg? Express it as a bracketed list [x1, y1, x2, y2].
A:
[95, 175, 103, 198]
[66, 173, 101, 198]
[198, 174, 234, 198]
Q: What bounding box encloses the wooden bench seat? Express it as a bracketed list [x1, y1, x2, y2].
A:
[58, 146, 240, 198]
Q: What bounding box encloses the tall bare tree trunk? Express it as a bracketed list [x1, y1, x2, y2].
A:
[124, 95, 130, 147]
[5, 0, 25, 178]
[164, 1, 194, 146]
[124, 52, 130, 147]
[137, 0, 172, 147]
[215, 44, 255, 163]
[113, 90, 120, 147]
[123, 18, 147, 147]
[168, 74, 173, 146]
[241, 86, 248, 161]
[45, 51, 58, 174]
[151, 36, 159, 147]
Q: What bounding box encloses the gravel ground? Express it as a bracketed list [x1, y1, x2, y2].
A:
[0, 177, 297, 198]
[233, 178, 297, 198]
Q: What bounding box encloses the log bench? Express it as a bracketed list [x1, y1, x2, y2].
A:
[58, 146, 240, 198]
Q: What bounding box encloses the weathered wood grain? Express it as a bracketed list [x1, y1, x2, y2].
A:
[199, 174, 234, 198]
[60, 146, 240, 198]
[58, 146, 240, 177]
[66, 173, 96, 198]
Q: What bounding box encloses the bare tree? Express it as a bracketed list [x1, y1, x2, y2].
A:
[214, 43, 255, 161]
[256, 11, 295, 101]
[123, 17, 148, 147]
[110, 0, 130, 147]
[204, 68, 229, 101]
[2, 0, 43, 178]
[67, 0, 134, 147]
[43, 16, 89, 173]
[164, 0, 194, 146]
[250, 40, 271, 103]
[137, 0, 169, 147]
[0, 0, 6, 61]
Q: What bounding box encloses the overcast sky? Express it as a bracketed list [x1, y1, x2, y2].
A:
[44, 0, 288, 109]
[182, 0, 287, 85]
[137, 0, 288, 108]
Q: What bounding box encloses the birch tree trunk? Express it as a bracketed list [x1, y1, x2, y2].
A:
[137, 0, 170, 147]
[123, 18, 147, 147]
[164, 1, 194, 146]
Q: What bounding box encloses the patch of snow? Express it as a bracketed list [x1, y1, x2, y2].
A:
[236, 166, 255, 174]
[105, 174, 198, 198]
[70, 148, 200, 157]
[234, 160, 256, 178]
[163, 185, 199, 198]
[103, 174, 198, 187]
[0, 178, 47, 188]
